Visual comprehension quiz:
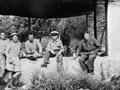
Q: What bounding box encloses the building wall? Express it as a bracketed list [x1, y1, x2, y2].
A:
[88, 0, 106, 46]
[108, 1, 120, 60]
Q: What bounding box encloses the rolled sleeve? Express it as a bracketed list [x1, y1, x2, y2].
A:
[5, 43, 11, 57]
[59, 40, 64, 53]
[46, 41, 52, 51]
[36, 40, 42, 54]
[76, 41, 82, 56]
[25, 42, 31, 54]
[93, 38, 102, 52]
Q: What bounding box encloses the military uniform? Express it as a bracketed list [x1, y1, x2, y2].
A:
[25, 39, 42, 54]
[0, 39, 10, 77]
[44, 39, 64, 63]
[77, 37, 101, 73]
[41, 31, 64, 68]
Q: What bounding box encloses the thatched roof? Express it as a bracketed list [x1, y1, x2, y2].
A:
[0, 0, 95, 18]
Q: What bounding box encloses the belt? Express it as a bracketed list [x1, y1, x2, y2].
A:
[54, 49, 60, 51]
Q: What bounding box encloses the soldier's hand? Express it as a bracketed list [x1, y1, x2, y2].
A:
[56, 54, 60, 58]
[8, 57, 13, 64]
[51, 50, 55, 55]
[73, 53, 77, 60]
[39, 53, 42, 56]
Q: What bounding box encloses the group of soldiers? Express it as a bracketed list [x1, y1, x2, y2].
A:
[0, 30, 102, 89]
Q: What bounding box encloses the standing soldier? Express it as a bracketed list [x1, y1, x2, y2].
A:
[0, 32, 10, 81]
[76, 32, 101, 74]
[5, 33, 21, 89]
[60, 28, 70, 56]
[41, 31, 64, 68]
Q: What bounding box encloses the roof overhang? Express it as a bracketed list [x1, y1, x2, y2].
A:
[0, 0, 96, 18]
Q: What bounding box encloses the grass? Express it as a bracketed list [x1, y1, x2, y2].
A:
[28, 71, 116, 90]
[2, 61, 120, 90]
[1, 72, 120, 90]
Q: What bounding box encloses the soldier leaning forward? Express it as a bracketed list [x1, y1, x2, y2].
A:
[41, 31, 64, 67]
[76, 32, 101, 74]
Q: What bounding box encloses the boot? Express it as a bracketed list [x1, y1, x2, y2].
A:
[41, 62, 47, 67]
[88, 70, 94, 75]
[0, 77, 2, 85]
[5, 78, 15, 89]
[82, 69, 88, 74]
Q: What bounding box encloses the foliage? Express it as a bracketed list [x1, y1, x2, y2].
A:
[0, 15, 87, 42]
[28, 72, 115, 90]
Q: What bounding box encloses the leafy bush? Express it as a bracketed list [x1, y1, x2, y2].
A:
[28, 71, 116, 90]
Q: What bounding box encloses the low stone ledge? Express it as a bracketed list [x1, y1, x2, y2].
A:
[20, 56, 120, 85]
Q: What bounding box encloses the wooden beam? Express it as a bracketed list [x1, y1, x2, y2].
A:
[28, 17, 31, 31]
[86, 14, 88, 32]
[94, 1, 97, 39]
[105, 0, 108, 56]
[0, 0, 95, 18]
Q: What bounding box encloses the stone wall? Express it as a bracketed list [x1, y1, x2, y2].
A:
[88, 0, 106, 46]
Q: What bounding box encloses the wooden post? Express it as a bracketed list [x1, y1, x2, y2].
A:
[28, 17, 31, 31]
[86, 14, 88, 32]
[105, 0, 108, 56]
[94, 1, 97, 39]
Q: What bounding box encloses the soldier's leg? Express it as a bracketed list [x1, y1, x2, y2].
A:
[5, 71, 16, 89]
[87, 53, 97, 72]
[41, 51, 51, 67]
[79, 54, 88, 72]
[44, 51, 51, 63]
[0, 56, 6, 78]
[57, 54, 63, 73]
[12, 71, 21, 86]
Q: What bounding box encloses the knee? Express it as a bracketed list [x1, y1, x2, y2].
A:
[44, 51, 51, 56]
[57, 54, 63, 62]
[79, 56, 86, 62]
[46, 51, 51, 54]
[58, 54, 63, 59]
[79, 58, 85, 62]
[89, 54, 96, 60]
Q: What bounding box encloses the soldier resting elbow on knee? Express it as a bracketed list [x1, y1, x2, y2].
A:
[41, 31, 64, 67]
[76, 32, 102, 74]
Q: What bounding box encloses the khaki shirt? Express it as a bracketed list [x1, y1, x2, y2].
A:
[77, 37, 101, 55]
[46, 39, 64, 52]
[25, 39, 42, 54]
[5, 41, 21, 58]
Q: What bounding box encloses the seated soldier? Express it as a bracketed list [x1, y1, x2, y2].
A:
[41, 31, 64, 67]
[76, 32, 101, 74]
[25, 32, 42, 60]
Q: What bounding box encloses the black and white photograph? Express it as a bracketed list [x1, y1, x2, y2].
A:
[0, 0, 119, 90]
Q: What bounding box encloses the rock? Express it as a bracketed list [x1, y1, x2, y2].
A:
[78, 88, 84, 90]
[85, 89, 90, 90]
[19, 55, 120, 85]
[94, 56, 109, 81]
[20, 83, 32, 90]
[20, 57, 83, 84]
[94, 56, 120, 82]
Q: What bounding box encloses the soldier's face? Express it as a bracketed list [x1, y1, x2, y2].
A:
[1, 33, 6, 40]
[12, 35, 18, 42]
[84, 33, 89, 40]
[28, 35, 34, 41]
[52, 35, 58, 40]
[64, 29, 68, 34]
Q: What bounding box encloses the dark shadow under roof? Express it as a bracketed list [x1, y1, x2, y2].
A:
[0, 0, 95, 18]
